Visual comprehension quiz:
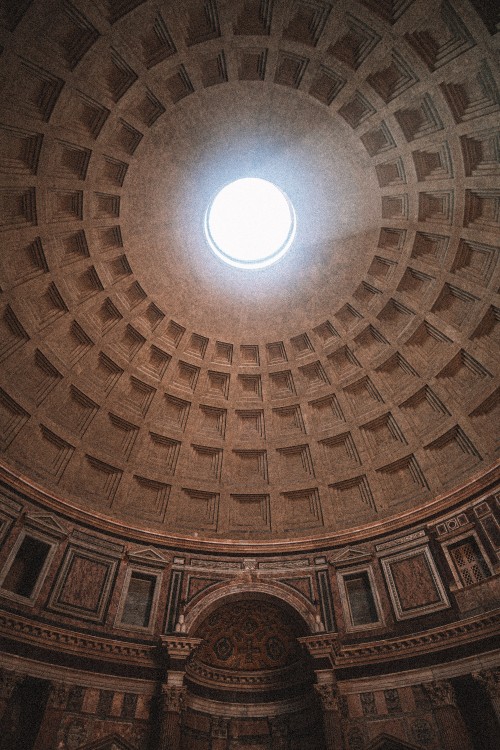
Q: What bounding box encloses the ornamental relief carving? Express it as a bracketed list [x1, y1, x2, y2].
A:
[161, 685, 186, 713]
[472, 668, 500, 698]
[422, 680, 456, 707]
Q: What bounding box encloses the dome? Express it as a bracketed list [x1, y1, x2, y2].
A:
[0, 2, 499, 749]
[0, 0, 498, 547]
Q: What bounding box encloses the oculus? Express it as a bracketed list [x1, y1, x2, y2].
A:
[205, 178, 296, 269]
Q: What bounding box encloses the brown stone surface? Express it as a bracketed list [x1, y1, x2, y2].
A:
[0, 0, 498, 549]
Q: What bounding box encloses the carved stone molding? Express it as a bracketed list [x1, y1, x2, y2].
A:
[0, 612, 155, 666]
[186, 658, 305, 691]
[160, 635, 202, 661]
[334, 610, 500, 666]
[298, 633, 341, 661]
[3, 463, 498, 556]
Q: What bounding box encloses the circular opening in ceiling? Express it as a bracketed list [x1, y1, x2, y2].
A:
[205, 178, 296, 269]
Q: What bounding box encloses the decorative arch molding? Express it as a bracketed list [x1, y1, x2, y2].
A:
[182, 579, 319, 635]
[367, 734, 422, 750]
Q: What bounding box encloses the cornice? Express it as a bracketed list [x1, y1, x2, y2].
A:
[1, 608, 498, 676]
[1, 459, 498, 555]
[185, 659, 307, 692]
[300, 609, 500, 668]
[0, 610, 157, 667]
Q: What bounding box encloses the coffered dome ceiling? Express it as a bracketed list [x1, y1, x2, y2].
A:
[0, 0, 498, 543]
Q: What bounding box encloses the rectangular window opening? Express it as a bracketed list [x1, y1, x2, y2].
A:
[2, 535, 51, 598]
[121, 571, 156, 628]
[344, 570, 379, 626]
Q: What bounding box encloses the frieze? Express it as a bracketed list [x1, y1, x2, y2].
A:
[189, 559, 241, 570]
[258, 559, 310, 569]
[435, 512, 471, 537]
[375, 529, 427, 551]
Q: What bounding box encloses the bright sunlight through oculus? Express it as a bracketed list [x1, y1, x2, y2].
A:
[205, 178, 296, 269]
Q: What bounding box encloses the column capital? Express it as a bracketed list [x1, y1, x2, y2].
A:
[422, 680, 456, 708]
[47, 682, 70, 710]
[472, 667, 500, 698]
[314, 683, 341, 712]
[0, 670, 19, 702]
[269, 715, 289, 737]
[161, 684, 187, 713]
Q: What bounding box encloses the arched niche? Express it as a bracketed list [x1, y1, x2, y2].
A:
[179, 591, 326, 748]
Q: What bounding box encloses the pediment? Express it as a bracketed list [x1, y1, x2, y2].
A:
[77, 733, 136, 750]
[127, 546, 168, 565]
[25, 512, 67, 537]
[329, 546, 372, 565]
[367, 733, 421, 750]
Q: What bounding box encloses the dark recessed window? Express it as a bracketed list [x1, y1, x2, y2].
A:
[2, 535, 51, 598]
[121, 571, 157, 627]
[344, 571, 379, 626]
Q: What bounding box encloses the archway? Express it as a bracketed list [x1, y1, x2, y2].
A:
[181, 594, 326, 749]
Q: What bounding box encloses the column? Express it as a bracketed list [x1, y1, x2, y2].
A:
[269, 716, 289, 750]
[33, 682, 69, 750]
[422, 680, 473, 750]
[472, 668, 500, 724]
[159, 682, 186, 750]
[211, 716, 229, 750]
[158, 636, 202, 750]
[0, 671, 20, 723]
[314, 682, 344, 750]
